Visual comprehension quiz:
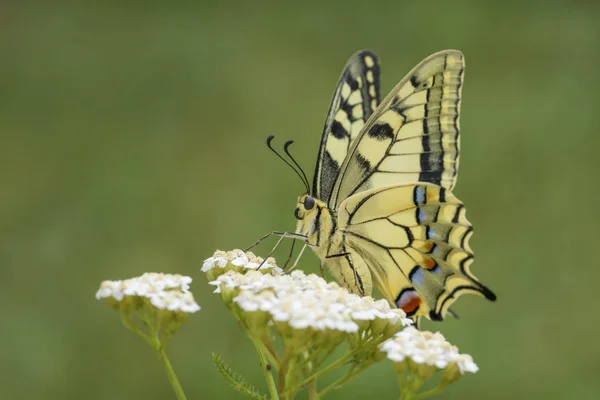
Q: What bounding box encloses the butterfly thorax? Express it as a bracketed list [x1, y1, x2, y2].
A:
[294, 194, 339, 257]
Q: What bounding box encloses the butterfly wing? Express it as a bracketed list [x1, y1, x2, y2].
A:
[313, 50, 381, 204]
[329, 50, 464, 210]
[337, 183, 495, 320]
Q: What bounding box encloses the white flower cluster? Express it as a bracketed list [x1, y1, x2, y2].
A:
[210, 268, 412, 333]
[380, 327, 478, 374]
[96, 273, 200, 313]
[202, 249, 282, 276]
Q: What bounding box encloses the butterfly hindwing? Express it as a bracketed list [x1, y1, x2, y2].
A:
[314, 50, 381, 204]
[337, 183, 495, 320]
[329, 50, 464, 210]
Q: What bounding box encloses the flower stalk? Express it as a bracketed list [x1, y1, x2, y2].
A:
[157, 344, 187, 400]
[252, 337, 279, 400]
[96, 273, 200, 400]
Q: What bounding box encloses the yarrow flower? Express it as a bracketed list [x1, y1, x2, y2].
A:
[96, 271, 200, 355]
[210, 269, 411, 333]
[96, 273, 200, 314]
[380, 327, 477, 372]
[380, 326, 478, 386]
[204, 250, 411, 351]
[202, 249, 283, 281]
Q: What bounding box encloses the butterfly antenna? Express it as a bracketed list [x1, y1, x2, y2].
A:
[283, 140, 310, 194]
[266, 135, 310, 193]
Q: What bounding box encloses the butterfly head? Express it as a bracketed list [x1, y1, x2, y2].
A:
[294, 194, 329, 242]
[294, 194, 317, 220]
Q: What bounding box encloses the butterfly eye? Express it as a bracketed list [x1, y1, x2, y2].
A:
[303, 196, 315, 210]
[294, 207, 302, 220]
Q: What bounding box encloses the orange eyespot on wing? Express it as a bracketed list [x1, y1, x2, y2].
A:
[396, 289, 422, 316]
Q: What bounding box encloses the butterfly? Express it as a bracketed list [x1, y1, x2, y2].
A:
[252, 50, 496, 324]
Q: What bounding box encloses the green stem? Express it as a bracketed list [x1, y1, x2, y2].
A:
[284, 352, 298, 400]
[318, 362, 371, 397]
[414, 383, 447, 400]
[401, 391, 417, 400]
[295, 335, 387, 391]
[120, 312, 153, 346]
[252, 337, 279, 400]
[308, 345, 336, 370]
[259, 336, 280, 370]
[302, 350, 353, 385]
[144, 311, 187, 400]
[308, 378, 319, 400]
[400, 386, 414, 400]
[318, 367, 354, 397]
[158, 346, 188, 400]
[397, 370, 407, 400]
[399, 376, 423, 400]
[278, 352, 290, 400]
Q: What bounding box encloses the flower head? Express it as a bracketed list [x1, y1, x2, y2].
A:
[380, 326, 478, 382]
[208, 254, 411, 345]
[96, 273, 200, 314]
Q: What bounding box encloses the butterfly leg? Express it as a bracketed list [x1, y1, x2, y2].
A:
[245, 230, 306, 251]
[256, 232, 308, 269]
[257, 232, 289, 270]
[286, 243, 308, 273]
[282, 239, 296, 269]
[244, 231, 277, 252]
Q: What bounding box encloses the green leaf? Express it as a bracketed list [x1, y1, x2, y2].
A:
[212, 353, 268, 400]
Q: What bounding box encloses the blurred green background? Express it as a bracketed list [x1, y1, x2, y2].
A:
[1, 1, 599, 399]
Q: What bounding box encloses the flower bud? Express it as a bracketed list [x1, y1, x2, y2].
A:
[442, 362, 461, 384]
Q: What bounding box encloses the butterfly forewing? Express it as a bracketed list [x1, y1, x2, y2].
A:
[329, 50, 464, 210]
[314, 50, 381, 204]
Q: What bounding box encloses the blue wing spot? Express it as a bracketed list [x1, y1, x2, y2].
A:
[409, 266, 425, 286]
[426, 227, 438, 240]
[418, 208, 426, 223]
[415, 186, 426, 204]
